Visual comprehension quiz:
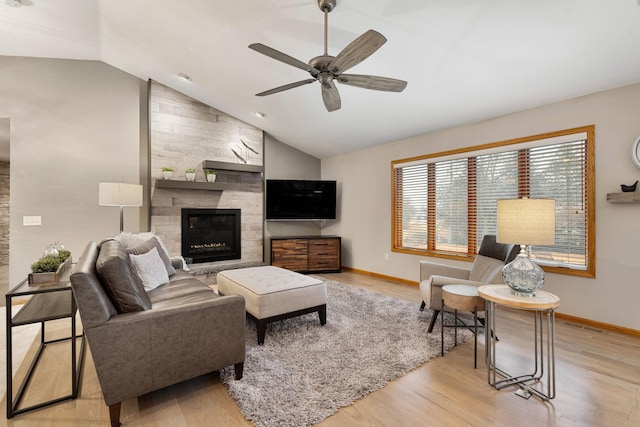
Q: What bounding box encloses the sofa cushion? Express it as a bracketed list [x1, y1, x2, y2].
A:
[147, 272, 215, 304]
[129, 246, 170, 291]
[125, 236, 176, 277]
[96, 239, 152, 313]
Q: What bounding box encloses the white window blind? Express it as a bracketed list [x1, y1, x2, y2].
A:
[434, 159, 468, 252]
[474, 151, 519, 249]
[528, 140, 587, 269]
[394, 164, 429, 249]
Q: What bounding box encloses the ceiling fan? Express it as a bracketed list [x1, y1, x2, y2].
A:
[249, 0, 408, 112]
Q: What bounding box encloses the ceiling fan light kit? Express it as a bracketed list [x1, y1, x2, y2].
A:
[249, 0, 407, 112]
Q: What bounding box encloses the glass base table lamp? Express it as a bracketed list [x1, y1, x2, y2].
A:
[497, 198, 555, 297]
[99, 182, 143, 233]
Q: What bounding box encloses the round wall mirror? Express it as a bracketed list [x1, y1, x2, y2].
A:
[633, 134, 640, 169]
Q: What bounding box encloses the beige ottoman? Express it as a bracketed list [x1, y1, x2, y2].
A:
[217, 266, 327, 345]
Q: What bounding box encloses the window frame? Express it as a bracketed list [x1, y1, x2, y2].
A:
[391, 125, 596, 278]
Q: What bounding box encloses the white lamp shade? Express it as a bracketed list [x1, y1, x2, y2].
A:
[497, 198, 556, 246]
[98, 182, 143, 207]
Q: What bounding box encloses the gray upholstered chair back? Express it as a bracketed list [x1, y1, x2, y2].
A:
[477, 234, 519, 264]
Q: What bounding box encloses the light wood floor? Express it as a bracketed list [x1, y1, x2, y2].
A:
[3, 271, 639, 426]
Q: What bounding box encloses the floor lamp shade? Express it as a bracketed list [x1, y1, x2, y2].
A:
[98, 182, 143, 233]
[497, 198, 556, 297]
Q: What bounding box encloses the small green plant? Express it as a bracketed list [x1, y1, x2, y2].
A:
[186, 167, 196, 173]
[31, 251, 71, 273]
[205, 169, 216, 175]
[31, 256, 62, 273]
[58, 249, 71, 262]
[162, 167, 174, 172]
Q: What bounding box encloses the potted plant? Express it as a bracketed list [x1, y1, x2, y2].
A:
[185, 167, 196, 181]
[205, 169, 217, 183]
[29, 249, 72, 286]
[162, 167, 174, 180]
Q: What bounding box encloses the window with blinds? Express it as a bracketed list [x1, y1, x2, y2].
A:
[391, 126, 595, 278]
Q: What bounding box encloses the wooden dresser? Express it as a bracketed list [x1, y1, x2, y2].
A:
[270, 236, 341, 273]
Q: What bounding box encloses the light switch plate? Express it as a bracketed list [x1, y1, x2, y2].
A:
[23, 216, 42, 226]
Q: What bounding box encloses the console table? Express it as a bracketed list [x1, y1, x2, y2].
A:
[271, 236, 341, 273]
[5, 269, 86, 418]
[478, 284, 560, 401]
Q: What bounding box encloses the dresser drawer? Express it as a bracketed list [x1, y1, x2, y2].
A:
[271, 239, 308, 271]
[308, 239, 340, 270]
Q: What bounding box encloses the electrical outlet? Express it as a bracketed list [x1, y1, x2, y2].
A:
[384, 252, 389, 261]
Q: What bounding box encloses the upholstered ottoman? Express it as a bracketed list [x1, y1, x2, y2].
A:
[217, 266, 327, 345]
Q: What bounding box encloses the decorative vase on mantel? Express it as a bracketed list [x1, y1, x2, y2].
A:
[185, 168, 196, 182]
[206, 171, 217, 183]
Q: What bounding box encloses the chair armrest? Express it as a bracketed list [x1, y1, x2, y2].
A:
[85, 294, 245, 406]
[430, 276, 489, 288]
[419, 260, 471, 282]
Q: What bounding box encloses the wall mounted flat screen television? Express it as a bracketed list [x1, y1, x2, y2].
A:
[266, 179, 337, 221]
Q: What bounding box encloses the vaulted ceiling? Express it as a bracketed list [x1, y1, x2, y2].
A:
[2, 0, 640, 158]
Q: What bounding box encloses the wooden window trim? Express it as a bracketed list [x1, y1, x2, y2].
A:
[391, 125, 596, 278]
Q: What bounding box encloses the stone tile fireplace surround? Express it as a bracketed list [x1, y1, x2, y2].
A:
[149, 81, 264, 283]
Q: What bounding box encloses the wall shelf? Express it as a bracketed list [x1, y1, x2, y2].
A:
[156, 160, 263, 191]
[156, 180, 225, 191]
[606, 192, 640, 203]
[202, 160, 263, 174]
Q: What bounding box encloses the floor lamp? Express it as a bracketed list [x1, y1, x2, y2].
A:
[98, 182, 143, 233]
[497, 197, 556, 297]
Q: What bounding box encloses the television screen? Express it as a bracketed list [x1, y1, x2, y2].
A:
[266, 179, 337, 220]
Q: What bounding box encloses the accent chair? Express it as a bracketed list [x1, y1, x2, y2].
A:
[419, 234, 519, 332]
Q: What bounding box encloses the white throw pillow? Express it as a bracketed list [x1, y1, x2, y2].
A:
[129, 247, 170, 291]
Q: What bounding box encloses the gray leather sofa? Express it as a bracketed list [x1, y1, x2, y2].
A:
[70, 239, 245, 427]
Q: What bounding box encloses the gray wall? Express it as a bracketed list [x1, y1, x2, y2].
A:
[322, 82, 640, 331]
[0, 56, 144, 289]
[263, 133, 322, 263]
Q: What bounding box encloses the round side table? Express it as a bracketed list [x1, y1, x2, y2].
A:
[478, 284, 560, 400]
[441, 284, 485, 368]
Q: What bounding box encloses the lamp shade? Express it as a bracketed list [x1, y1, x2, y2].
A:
[496, 198, 555, 246]
[98, 182, 143, 207]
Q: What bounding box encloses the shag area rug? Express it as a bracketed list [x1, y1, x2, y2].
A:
[220, 278, 472, 427]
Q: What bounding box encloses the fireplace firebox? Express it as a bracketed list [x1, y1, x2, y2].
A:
[181, 208, 241, 263]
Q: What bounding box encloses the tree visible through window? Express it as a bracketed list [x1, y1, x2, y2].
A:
[392, 126, 595, 278]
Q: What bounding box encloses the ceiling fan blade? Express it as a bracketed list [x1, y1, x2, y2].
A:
[321, 80, 341, 112]
[249, 43, 319, 74]
[337, 74, 407, 92]
[255, 79, 316, 96]
[329, 30, 387, 74]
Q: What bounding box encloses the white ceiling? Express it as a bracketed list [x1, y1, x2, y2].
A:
[2, 0, 640, 159]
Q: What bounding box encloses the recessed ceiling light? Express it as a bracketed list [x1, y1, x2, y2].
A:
[255, 112, 266, 118]
[5, 0, 23, 7]
[177, 73, 192, 82]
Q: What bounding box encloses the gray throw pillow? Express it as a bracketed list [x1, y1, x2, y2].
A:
[126, 236, 177, 276]
[96, 239, 152, 313]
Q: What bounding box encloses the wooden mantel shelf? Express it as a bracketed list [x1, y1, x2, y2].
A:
[201, 160, 263, 173]
[155, 160, 263, 191]
[606, 192, 640, 203]
[156, 180, 225, 191]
